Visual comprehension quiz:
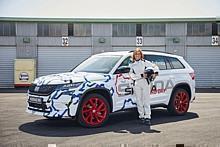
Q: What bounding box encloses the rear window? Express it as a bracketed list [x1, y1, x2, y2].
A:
[167, 57, 185, 69]
[144, 54, 185, 70]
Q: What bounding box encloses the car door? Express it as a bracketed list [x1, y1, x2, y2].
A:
[144, 55, 174, 105]
[112, 57, 137, 111]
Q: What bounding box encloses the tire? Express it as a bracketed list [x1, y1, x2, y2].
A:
[77, 93, 110, 128]
[167, 88, 190, 115]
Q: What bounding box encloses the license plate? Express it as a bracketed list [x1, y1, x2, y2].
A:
[29, 96, 43, 104]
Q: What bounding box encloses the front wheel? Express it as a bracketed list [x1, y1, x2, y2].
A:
[77, 94, 110, 128]
[167, 88, 190, 115]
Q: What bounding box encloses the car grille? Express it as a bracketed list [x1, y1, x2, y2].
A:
[28, 102, 47, 110]
[29, 84, 57, 96]
[28, 102, 50, 113]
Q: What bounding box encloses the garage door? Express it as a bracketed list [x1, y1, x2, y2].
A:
[0, 47, 16, 88]
[38, 47, 92, 77]
[186, 47, 220, 88]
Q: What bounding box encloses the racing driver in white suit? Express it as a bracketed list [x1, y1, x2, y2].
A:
[129, 48, 159, 125]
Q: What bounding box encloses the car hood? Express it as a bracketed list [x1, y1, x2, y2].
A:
[33, 72, 107, 86]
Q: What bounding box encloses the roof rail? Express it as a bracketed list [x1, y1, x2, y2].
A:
[129, 49, 174, 55]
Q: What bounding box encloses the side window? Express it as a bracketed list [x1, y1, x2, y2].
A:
[119, 57, 132, 67]
[165, 58, 172, 70]
[144, 55, 166, 70]
[114, 57, 132, 74]
[167, 57, 185, 69]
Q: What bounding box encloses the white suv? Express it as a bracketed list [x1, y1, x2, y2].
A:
[27, 51, 195, 127]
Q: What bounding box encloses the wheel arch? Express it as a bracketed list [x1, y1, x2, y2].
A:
[170, 83, 192, 101]
[78, 87, 113, 113]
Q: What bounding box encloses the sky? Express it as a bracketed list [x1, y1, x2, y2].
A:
[0, 0, 220, 18]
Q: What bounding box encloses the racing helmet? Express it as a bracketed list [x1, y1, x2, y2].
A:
[144, 67, 154, 78]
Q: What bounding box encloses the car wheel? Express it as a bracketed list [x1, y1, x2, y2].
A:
[77, 93, 110, 128]
[167, 88, 190, 115]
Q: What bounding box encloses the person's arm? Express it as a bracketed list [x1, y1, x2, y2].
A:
[129, 64, 143, 80]
[144, 60, 159, 77]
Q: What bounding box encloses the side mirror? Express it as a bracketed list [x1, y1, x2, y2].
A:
[115, 66, 130, 74]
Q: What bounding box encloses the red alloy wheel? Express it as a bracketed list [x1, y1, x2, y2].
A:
[174, 91, 189, 114]
[81, 97, 108, 126]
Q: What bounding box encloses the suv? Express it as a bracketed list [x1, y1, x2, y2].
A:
[27, 51, 195, 127]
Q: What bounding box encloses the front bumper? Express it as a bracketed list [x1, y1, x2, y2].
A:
[26, 91, 79, 118]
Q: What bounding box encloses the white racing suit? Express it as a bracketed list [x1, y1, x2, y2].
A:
[129, 59, 159, 119]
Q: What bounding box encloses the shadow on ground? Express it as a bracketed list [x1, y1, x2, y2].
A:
[19, 108, 199, 137]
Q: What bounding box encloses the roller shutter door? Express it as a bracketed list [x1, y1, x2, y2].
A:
[186, 47, 220, 88]
[0, 47, 16, 88]
[37, 47, 92, 77]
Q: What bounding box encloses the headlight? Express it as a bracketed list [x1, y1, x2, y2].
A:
[62, 82, 83, 89]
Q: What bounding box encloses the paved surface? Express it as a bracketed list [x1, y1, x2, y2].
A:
[0, 93, 220, 147]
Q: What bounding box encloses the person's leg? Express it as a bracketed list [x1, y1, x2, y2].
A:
[143, 82, 151, 119]
[134, 85, 144, 119]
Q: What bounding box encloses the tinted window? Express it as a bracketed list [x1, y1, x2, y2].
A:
[38, 23, 62, 37]
[142, 23, 165, 36]
[165, 58, 172, 69]
[68, 23, 74, 36]
[218, 23, 220, 35]
[167, 57, 185, 69]
[0, 22, 15, 36]
[73, 24, 91, 36]
[144, 55, 166, 70]
[119, 57, 132, 67]
[136, 24, 142, 36]
[113, 24, 136, 37]
[187, 23, 212, 36]
[212, 23, 218, 35]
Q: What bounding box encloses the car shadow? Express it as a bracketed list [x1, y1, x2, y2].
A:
[19, 108, 199, 137]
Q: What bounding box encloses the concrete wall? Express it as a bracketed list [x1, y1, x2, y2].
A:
[38, 37, 92, 47]
[165, 23, 187, 57]
[0, 21, 219, 88]
[16, 23, 37, 58]
[92, 24, 112, 54]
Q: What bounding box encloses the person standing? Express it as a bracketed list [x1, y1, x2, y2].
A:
[129, 48, 159, 125]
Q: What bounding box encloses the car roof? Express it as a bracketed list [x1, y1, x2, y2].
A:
[97, 51, 183, 58]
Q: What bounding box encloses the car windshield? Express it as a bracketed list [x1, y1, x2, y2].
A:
[72, 55, 122, 74]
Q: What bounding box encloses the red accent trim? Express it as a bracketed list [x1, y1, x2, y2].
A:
[189, 72, 195, 80]
[115, 73, 131, 96]
[174, 91, 189, 114]
[14, 84, 31, 87]
[82, 97, 108, 126]
[150, 88, 166, 95]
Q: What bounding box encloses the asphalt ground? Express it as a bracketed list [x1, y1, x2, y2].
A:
[0, 93, 220, 147]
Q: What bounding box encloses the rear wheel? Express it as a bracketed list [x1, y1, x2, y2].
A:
[167, 88, 190, 115]
[77, 93, 110, 127]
